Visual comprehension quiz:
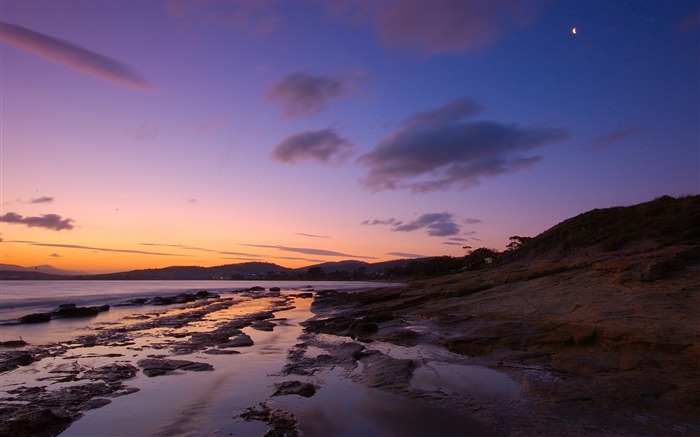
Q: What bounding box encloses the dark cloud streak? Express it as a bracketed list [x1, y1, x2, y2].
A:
[267, 71, 348, 117]
[0, 21, 154, 91]
[359, 97, 568, 192]
[0, 212, 74, 231]
[272, 129, 354, 164]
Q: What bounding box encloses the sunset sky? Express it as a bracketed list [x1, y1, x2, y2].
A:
[1, 0, 698, 272]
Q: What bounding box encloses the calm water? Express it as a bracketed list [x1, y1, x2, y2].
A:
[0, 280, 390, 322]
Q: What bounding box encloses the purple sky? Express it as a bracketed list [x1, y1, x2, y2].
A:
[1, 0, 698, 271]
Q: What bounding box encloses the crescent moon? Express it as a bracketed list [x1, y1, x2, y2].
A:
[572, 27, 577, 34]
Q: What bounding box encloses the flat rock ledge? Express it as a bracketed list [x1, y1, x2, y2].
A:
[137, 358, 214, 377]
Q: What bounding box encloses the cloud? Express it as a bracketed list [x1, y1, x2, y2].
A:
[327, 0, 543, 55]
[386, 251, 426, 258]
[588, 128, 638, 150]
[141, 242, 263, 258]
[28, 196, 54, 204]
[166, 0, 281, 35]
[404, 97, 483, 127]
[358, 97, 568, 192]
[361, 218, 398, 226]
[266, 71, 350, 117]
[442, 241, 465, 246]
[393, 212, 460, 237]
[447, 237, 469, 242]
[0, 22, 154, 91]
[243, 243, 376, 259]
[295, 233, 330, 239]
[7, 240, 184, 257]
[464, 218, 482, 224]
[0, 212, 75, 231]
[272, 129, 354, 164]
[50, 253, 61, 257]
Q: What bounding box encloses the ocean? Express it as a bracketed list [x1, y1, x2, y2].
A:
[0, 280, 390, 344]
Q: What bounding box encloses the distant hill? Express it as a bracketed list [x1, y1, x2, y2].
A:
[0, 264, 87, 276]
[503, 195, 700, 262]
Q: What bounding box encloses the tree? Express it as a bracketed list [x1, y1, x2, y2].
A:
[506, 235, 532, 251]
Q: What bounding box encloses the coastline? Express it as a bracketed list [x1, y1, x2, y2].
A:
[2, 246, 699, 437]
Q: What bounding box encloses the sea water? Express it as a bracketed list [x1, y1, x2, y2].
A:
[0, 280, 390, 344]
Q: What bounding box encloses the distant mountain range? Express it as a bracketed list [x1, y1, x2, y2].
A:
[0, 264, 89, 276]
[0, 258, 416, 281]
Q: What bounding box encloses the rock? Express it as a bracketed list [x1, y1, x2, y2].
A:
[150, 296, 173, 305]
[137, 358, 214, 377]
[51, 303, 109, 318]
[0, 339, 28, 348]
[293, 292, 314, 299]
[272, 381, 318, 398]
[269, 287, 281, 292]
[350, 320, 379, 339]
[19, 313, 51, 324]
[249, 286, 265, 291]
[83, 363, 138, 382]
[219, 333, 254, 348]
[195, 290, 220, 299]
[354, 354, 415, 388]
[251, 320, 276, 331]
[117, 298, 148, 306]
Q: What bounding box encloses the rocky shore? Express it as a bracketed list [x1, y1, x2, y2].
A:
[284, 240, 699, 435]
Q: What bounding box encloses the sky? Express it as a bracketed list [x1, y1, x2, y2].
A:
[1, 0, 698, 273]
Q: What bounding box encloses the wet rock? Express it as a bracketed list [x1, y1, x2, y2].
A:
[0, 406, 73, 437]
[350, 320, 379, 339]
[269, 287, 281, 292]
[195, 290, 220, 299]
[249, 286, 265, 291]
[83, 363, 138, 382]
[0, 339, 28, 348]
[51, 303, 110, 318]
[219, 333, 254, 348]
[251, 320, 276, 331]
[203, 348, 241, 355]
[150, 296, 174, 305]
[272, 380, 318, 398]
[354, 354, 415, 388]
[0, 351, 35, 372]
[293, 292, 313, 298]
[137, 358, 214, 377]
[19, 313, 51, 324]
[117, 298, 148, 306]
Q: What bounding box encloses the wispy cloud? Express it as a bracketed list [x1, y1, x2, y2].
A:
[295, 233, 331, 239]
[141, 242, 263, 258]
[361, 218, 398, 226]
[6, 240, 184, 257]
[386, 251, 426, 258]
[0, 212, 75, 231]
[363, 212, 462, 237]
[327, 0, 544, 55]
[272, 129, 354, 164]
[0, 21, 154, 91]
[394, 213, 460, 237]
[28, 196, 54, 204]
[243, 243, 376, 260]
[358, 97, 568, 192]
[166, 0, 281, 35]
[50, 253, 61, 257]
[267, 71, 351, 117]
[464, 218, 482, 224]
[588, 128, 638, 150]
